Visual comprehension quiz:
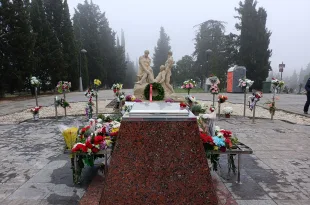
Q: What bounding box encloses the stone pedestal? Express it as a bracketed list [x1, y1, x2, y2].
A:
[100, 104, 218, 204]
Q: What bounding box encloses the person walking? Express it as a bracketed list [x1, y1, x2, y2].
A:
[304, 77, 310, 114]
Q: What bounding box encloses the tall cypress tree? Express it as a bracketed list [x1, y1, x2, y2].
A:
[9, 0, 35, 92]
[235, 0, 272, 89]
[153, 27, 171, 76]
[62, 0, 79, 89]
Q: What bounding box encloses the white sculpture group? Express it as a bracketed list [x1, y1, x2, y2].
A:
[134, 50, 177, 99]
[136, 50, 174, 93]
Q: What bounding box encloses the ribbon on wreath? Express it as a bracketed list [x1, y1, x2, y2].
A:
[149, 84, 153, 102]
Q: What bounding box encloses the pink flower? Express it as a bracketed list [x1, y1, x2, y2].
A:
[186, 84, 189, 89]
[189, 83, 193, 88]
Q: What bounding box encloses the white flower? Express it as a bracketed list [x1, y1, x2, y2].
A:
[97, 119, 103, 123]
[215, 126, 221, 132]
[223, 107, 233, 114]
[87, 148, 92, 154]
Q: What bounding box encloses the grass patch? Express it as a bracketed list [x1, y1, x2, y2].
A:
[174, 88, 205, 93]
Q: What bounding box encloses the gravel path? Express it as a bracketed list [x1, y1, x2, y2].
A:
[0, 100, 114, 124]
[1, 100, 310, 125]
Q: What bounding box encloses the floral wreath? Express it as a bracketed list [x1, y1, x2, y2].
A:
[144, 82, 165, 101]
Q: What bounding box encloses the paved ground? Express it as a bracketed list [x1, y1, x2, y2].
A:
[0, 90, 309, 117]
[1, 115, 310, 205]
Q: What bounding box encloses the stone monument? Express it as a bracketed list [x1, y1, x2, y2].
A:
[134, 50, 184, 101]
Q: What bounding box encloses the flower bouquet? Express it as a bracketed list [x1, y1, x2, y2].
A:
[271, 78, 285, 88]
[30, 106, 42, 120]
[112, 83, 123, 93]
[56, 97, 70, 108]
[56, 81, 71, 93]
[85, 89, 97, 98]
[209, 106, 216, 113]
[30, 76, 41, 87]
[238, 78, 254, 89]
[125, 95, 136, 102]
[223, 107, 233, 118]
[94, 79, 102, 89]
[69, 117, 121, 183]
[199, 125, 238, 171]
[181, 79, 196, 95]
[209, 75, 220, 94]
[248, 91, 263, 111]
[218, 95, 228, 103]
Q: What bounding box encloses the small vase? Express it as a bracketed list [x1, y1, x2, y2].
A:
[33, 113, 39, 120]
[225, 114, 230, 118]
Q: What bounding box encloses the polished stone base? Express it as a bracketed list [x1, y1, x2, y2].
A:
[100, 121, 218, 205]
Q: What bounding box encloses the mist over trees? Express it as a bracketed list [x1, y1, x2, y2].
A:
[0, 0, 130, 97]
[171, 0, 273, 90]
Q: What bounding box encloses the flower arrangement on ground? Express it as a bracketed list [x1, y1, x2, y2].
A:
[30, 76, 41, 87]
[209, 75, 220, 94]
[165, 98, 174, 103]
[223, 107, 233, 118]
[248, 91, 263, 111]
[30, 106, 42, 120]
[56, 81, 71, 93]
[181, 79, 196, 95]
[238, 78, 254, 89]
[218, 95, 228, 103]
[67, 115, 121, 183]
[125, 94, 136, 102]
[199, 124, 238, 171]
[112, 83, 123, 93]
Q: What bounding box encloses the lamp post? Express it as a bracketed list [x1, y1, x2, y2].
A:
[79, 49, 87, 92]
[205, 49, 212, 80]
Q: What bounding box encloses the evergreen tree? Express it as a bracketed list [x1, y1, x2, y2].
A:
[44, 0, 63, 39]
[121, 29, 125, 49]
[8, 0, 35, 93]
[235, 0, 272, 89]
[62, 0, 79, 89]
[193, 20, 228, 88]
[0, 0, 12, 96]
[153, 27, 171, 75]
[116, 36, 120, 47]
[172, 55, 195, 86]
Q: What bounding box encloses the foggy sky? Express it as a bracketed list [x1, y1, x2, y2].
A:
[68, 0, 310, 77]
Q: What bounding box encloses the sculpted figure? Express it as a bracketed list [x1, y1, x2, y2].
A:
[164, 51, 174, 93]
[136, 50, 154, 84]
[154, 65, 166, 84]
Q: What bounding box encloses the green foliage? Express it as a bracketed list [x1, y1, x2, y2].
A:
[144, 83, 165, 101]
[153, 27, 171, 76]
[172, 55, 196, 86]
[235, 0, 272, 89]
[193, 20, 233, 89]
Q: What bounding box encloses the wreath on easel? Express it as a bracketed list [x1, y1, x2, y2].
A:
[144, 82, 165, 101]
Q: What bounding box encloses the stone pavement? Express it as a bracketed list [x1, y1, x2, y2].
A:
[0, 89, 309, 117]
[1, 114, 310, 204]
[0, 116, 100, 205]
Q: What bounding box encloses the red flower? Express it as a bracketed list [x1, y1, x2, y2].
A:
[94, 136, 104, 145]
[110, 131, 119, 137]
[220, 146, 226, 152]
[72, 143, 87, 153]
[85, 140, 93, 149]
[225, 138, 233, 148]
[91, 147, 100, 153]
[180, 102, 187, 108]
[200, 132, 214, 145]
[220, 130, 232, 139]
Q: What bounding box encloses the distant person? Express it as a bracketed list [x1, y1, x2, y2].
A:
[303, 77, 310, 114]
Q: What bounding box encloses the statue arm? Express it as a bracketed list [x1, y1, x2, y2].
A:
[158, 71, 166, 84]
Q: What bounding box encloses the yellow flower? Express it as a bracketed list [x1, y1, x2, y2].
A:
[94, 79, 101, 86]
[214, 146, 218, 151]
[111, 128, 119, 133]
